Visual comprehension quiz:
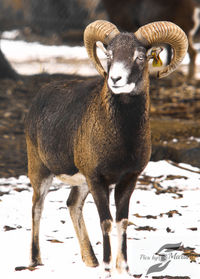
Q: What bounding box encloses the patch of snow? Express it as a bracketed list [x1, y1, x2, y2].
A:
[0, 39, 107, 76]
[188, 136, 200, 143]
[0, 160, 200, 278]
[1, 38, 200, 76]
[1, 30, 20, 40]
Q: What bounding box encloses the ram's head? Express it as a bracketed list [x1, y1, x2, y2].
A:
[84, 20, 188, 94]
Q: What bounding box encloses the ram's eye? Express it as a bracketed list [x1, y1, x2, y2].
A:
[137, 54, 145, 61]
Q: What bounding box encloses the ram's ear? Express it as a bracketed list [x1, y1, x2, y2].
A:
[147, 47, 164, 76]
[147, 47, 163, 62]
[96, 41, 108, 56]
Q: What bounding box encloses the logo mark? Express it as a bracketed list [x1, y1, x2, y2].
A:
[146, 242, 182, 275]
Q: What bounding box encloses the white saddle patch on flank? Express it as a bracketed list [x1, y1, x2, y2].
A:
[56, 172, 86, 186]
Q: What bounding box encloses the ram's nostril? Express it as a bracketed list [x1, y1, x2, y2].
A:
[111, 76, 122, 84]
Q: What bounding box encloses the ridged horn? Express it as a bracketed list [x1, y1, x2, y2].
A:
[84, 20, 120, 77]
[134, 21, 188, 78]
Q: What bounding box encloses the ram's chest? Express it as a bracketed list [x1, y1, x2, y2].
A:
[74, 107, 151, 177]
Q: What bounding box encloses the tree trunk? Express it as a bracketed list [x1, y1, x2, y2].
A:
[0, 49, 19, 80]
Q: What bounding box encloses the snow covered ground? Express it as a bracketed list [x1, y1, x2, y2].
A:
[0, 161, 200, 279]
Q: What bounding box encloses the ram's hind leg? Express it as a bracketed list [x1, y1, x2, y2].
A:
[31, 174, 53, 266]
[27, 137, 52, 267]
[67, 185, 99, 267]
[115, 173, 139, 274]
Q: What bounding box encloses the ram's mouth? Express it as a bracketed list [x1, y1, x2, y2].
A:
[112, 85, 122, 88]
[109, 82, 136, 94]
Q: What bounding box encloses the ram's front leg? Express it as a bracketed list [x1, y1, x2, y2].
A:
[115, 173, 138, 274]
[115, 219, 129, 273]
[87, 176, 113, 278]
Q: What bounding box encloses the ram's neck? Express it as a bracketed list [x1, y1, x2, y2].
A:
[100, 77, 150, 124]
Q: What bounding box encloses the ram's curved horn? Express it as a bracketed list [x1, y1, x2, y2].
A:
[84, 20, 120, 77]
[134, 21, 188, 78]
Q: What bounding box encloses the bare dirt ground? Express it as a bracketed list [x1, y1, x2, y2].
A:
[0, 70, 200, 178]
